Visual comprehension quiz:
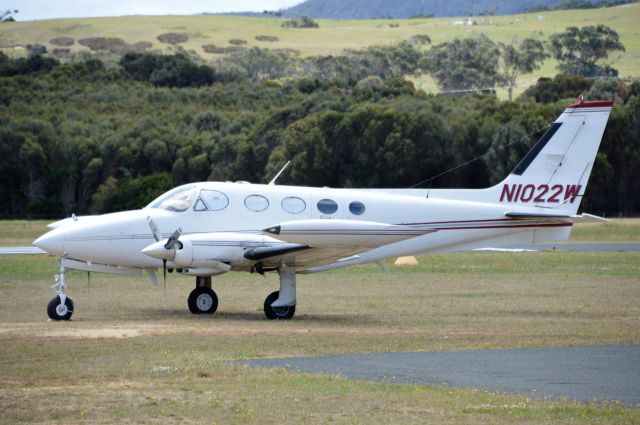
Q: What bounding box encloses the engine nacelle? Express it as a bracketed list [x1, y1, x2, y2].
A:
[171, 232, 277, 268]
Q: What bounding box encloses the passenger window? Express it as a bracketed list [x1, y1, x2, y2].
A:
[349, 201, 365, 215]
[317, 199, 338, 214]
[201, 190, 229, 211]
[281, 197, 306, 214]
[245, 194, 269, 212]
[193, 198, 208, 212]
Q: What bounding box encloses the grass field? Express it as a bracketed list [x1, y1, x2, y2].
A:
[0, 219, 639, 423]
[1, 4, 639, 99]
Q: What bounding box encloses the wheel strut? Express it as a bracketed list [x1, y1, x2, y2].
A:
[47, 260, 74, 321]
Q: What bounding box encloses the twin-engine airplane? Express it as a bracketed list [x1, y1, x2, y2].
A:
[34, 99, 612, 321]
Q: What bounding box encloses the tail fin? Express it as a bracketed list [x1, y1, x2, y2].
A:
[495, 100, 612, 214]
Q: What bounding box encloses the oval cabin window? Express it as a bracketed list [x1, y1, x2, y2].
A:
[349, 201, 365, 215]
[281, 197, 306, 214]
[317, 199, 338, 215]
[244, 194, 269, 212]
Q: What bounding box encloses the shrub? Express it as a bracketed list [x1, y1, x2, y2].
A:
[131, 41, 153, 52]
[50, 37, 74, 46]
[229, 39, 247, 46]
[255, 35, 279, 42]
[79, 37, 127, 52]
[281, 16, 319, 28]
[156, 33, 189, 45]
[202, 44, 245, 54]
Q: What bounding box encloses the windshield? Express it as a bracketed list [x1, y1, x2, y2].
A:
[147, 185, 197, 212]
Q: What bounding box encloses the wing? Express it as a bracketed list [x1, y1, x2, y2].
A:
[252, 219, 436, 269]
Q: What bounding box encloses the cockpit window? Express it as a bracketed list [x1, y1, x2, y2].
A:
[148, 186, 197, 212]
[193, 198, 208, 212]
[201, 190, 229, 211]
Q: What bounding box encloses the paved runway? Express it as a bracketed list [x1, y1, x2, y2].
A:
[533, 243, 640, 252]
[244, 345, 640, 405]
[0, 246, 46, 255]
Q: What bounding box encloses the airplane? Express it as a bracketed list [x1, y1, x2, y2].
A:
[33, 98, 612, 321]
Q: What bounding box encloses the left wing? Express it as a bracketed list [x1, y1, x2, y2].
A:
[254, 219, 436, 269]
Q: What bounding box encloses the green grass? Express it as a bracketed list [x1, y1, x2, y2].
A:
[0, 221, 639, 423]
[1, 4, 639, 99]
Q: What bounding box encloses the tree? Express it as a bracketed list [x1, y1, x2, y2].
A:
[549, 25, 625, 77]
[423, 35, 501, 92]
[500, 38, 548, 101]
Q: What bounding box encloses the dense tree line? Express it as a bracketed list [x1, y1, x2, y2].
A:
[1, 52, 638, 217]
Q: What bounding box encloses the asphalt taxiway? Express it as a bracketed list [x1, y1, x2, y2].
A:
[244, 345, 640, 405]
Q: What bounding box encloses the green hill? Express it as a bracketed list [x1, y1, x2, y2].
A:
[1, 3, 638, 97]
[281, 0, 594, 18]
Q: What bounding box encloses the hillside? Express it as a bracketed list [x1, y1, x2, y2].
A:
[281, 0, 593, 19]
[0, 3, 638, 97]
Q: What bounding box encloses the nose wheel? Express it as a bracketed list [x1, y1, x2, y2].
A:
[47, 296, 74, 320]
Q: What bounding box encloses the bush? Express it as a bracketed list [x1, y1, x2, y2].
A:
[149, 55, 216, 88]
[0, 53, 60, 76]
[281, 16, 319, 28]
[79, 37, 127, 52]
[131, 41, 153, 52]
[50, 37, 74, 46]
[255, 35, 279, 42]
[229, 39, 247, 46]
[156, 33, 189, 45]
[520, 74, 594, 103]
[202, 44, 245, 54]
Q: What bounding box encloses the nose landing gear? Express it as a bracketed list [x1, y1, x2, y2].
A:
[47, 263, 74, 321]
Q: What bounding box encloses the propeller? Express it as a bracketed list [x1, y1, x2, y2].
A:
[146, 216, 182, 300]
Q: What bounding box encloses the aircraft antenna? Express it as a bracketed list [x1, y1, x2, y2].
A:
[268, 161, 291, 185]
[409, 125, 550, 195]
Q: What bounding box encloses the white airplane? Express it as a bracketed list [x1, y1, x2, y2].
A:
[33, 99, 612, 321]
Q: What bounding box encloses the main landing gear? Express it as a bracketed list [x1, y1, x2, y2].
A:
[47, 263, 74, 321]
[186, 265, 297, 320]
[263, 264, 296, 320]
[188, 276, 218, 314]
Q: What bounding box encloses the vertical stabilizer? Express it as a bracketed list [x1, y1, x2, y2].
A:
[494, 100, 612, 214]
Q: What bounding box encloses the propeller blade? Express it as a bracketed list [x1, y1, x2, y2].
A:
[162, 259, 167, 301]
[164, 228, 182, 250]
[147, 216, 162, 242]
[145, 268, 159, 288]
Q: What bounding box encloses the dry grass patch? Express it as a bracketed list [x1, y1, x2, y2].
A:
[49, 36, 74, 46]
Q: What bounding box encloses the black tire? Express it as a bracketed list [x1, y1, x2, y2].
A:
[47, 296, 74, 321]
[188, 287, 218, 314]
[263, 291, 295, 320]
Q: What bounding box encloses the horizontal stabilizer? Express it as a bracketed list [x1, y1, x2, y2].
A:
[244, 243, 310, 261]
[505, 211, 610, 222]
[571, 213, 611, 223]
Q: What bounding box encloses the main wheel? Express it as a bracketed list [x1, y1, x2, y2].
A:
[47, 296, 74, 321]
[188, 287, 218, 314]
[264, 291, 295, 320]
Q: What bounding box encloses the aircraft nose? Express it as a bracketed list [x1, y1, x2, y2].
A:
[141, 241, 175, 261]
[33, 229, 65, 255]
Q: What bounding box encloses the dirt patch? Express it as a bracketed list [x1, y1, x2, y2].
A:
[0, 323, 164, 339]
